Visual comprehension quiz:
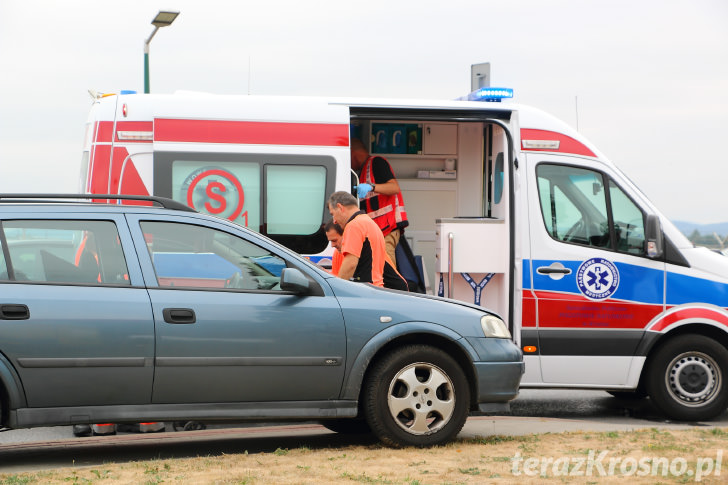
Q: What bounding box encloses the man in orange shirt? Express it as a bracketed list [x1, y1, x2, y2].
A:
[327, 191, 388, 287]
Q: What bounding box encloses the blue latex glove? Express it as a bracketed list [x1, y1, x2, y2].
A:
[356, 183, 373, 198]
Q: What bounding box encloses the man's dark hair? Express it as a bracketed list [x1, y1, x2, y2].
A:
[327, 191, 358, 208]
[324, 221, 343, 235]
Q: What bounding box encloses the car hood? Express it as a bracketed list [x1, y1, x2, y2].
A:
[324, 276, 498, 338]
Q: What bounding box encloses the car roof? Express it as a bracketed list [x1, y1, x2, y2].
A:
[0, 194, 195, 215]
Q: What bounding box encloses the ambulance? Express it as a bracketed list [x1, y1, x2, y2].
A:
[82, 88, 728, 421]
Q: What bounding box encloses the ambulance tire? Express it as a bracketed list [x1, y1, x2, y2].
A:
[646, 334, 728, 421]
[363, 345, 469, 447]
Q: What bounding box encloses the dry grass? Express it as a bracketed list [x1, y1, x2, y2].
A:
[1, 427, 727, 484]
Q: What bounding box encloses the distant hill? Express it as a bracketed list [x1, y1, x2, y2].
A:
[673, 221, 728, 237]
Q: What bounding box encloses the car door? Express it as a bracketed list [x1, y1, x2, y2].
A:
[526, 156, 665, 385]
[0, 215, 154, 407]
[126, 214, 347, 404]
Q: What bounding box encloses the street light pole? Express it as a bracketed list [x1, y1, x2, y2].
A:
[143, 10, 179, 94]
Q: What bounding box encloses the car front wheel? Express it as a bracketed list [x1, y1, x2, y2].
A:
[363, 344, 470, 447]
[646, 334, 728, 421]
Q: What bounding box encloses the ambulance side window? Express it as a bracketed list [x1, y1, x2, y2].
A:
[537, 164, 646, 256]
[609, 180, 646, 255]
[266, 165, 326, 235]
[536, 165, 610, 248]
[155, 152, 336, 255]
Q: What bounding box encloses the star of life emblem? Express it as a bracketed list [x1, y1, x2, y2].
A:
[576, 258, 619, 300]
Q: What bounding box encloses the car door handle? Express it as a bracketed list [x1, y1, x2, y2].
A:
[0, 304, 30, 320]
[163, 308, 196, 324]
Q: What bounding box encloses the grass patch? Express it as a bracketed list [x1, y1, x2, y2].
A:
[1, 427, 726, 484]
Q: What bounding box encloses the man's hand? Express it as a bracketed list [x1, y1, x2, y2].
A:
[356, 183, 373, 198]
[338, 254, 359, 281]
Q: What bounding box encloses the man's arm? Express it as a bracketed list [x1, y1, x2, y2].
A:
[370, 157, 401, 196]
[337, 254, 359, 281]
[372, 178, 401, 196]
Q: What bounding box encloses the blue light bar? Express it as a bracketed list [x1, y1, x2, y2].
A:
[459, 87, 514, 102]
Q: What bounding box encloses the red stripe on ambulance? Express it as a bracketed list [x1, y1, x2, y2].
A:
[534, 290, 663, 329]
[154, 119, 349, 146]
[648, 306, 728, 332]
[521, 128, 596, 157]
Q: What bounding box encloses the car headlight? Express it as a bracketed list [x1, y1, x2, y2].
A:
[480, 315, 511, 339]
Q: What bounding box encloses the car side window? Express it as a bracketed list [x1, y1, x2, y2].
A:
[0, 242, 8, 280]
[140, 221, 286, 291]
[1, 220, 130, 285]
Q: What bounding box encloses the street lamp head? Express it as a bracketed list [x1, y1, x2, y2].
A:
[145, 10, 179, 94]
[152, 10, 179, 28]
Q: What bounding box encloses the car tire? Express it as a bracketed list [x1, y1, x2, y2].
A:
[646, 334, 728, 421]
[363, 344, 470, 447]
[72, 424, 92, 437]
[320, 418, 372, 435]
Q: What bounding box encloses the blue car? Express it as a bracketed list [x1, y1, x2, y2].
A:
[0, 195, 523, 447]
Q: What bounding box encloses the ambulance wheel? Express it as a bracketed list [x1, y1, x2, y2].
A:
[363, 345, 469, 447]
[646, 335, 728, 421]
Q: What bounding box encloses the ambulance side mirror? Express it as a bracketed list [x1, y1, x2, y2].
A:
[645, 214, 663, 259]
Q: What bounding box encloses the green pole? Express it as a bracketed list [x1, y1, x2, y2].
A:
[144, 50, 150, 94]
[144, 25, 158, 94]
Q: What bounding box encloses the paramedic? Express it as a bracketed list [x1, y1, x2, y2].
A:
[350, 138, 408, 266]
[325, 221, 344, 276]
[327, 191, 409, 290]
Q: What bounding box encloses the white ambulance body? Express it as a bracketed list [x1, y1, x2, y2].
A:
[82, 90, 728, 421]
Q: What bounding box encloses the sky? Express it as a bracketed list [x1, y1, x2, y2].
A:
[0, 0, 726, 223]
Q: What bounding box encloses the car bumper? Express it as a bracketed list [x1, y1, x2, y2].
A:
[467, 337, 525, 406]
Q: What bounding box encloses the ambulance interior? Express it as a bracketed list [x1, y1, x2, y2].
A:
[349, 113, 512, 322]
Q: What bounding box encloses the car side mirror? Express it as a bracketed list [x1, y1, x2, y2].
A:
[645, 214, 664, 259]
[280, 267, 311, 294]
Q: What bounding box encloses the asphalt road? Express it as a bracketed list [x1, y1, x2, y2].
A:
[1, 390, 726, 474]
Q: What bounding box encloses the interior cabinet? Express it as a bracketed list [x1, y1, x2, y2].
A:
[423, 123, 457, 155]
[367, 121, 458, 157]
[360, 120, 459, 179]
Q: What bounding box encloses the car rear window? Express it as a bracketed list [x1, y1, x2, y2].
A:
[1, 220, 130, 285]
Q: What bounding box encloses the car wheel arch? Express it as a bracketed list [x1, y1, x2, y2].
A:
[0, 354, 27, 427]
[340, 324, 479, 411]
[641, 323, 728, 369]
[636, 324, 728, 395]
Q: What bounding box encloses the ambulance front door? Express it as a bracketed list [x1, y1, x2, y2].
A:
[526, 155, 665, 386]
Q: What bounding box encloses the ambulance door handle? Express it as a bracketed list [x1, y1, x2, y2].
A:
[537, 263, 571, 280]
